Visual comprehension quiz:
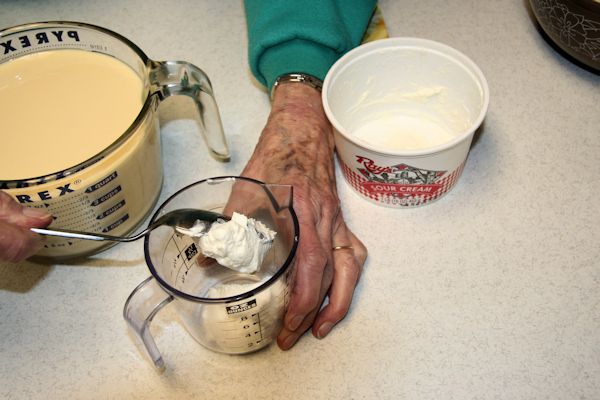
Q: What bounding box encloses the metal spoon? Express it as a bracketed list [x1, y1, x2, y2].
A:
[31, 208, 226, 242]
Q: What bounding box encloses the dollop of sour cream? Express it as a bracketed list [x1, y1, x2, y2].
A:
[198, 212, 276, 273]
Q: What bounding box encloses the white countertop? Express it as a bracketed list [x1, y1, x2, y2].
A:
[1, 1, 599, 399]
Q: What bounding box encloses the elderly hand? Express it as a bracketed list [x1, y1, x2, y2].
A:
[0, 191, 53, 263]
[241, 83, 367, 349]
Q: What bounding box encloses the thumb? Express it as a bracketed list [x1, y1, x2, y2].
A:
[0, 219, 44, 262]
[0, 191, 52, 228]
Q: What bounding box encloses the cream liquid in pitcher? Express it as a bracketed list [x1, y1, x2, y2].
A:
[0, 48, 163, 258]
[0, 49, 145, 179]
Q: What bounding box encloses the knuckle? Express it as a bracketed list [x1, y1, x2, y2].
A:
[319, 193, 340, 214]
[291, 282, 321, 313]
[292, 266, 331, 314]
[0, 191, 17, 215]
[301, 247, 328, 276]
[355, 242, 368, 263]
[327, 300, 351, 322]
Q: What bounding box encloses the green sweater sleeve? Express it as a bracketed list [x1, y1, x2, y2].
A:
[244, 0, 377, 90]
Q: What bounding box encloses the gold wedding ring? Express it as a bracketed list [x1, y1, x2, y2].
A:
[332, 245, 353, 251]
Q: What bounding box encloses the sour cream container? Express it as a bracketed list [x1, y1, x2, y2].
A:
[322, 37, 489, 208]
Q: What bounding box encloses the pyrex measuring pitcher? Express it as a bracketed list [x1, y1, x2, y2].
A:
[124, 177, 299, 369]
[0, 21, 229, 259]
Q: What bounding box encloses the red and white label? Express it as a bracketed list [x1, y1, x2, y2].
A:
[342, 155, 465, 207]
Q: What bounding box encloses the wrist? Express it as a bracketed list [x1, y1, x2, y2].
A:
[270, 79, 325, 119]
[271, 73, 323, 100]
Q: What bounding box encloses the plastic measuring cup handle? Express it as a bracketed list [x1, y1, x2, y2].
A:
[150, 60, 230, 162]
[123, 276, 174, 370]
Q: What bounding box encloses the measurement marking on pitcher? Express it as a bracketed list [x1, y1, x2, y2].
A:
[164, 233, 199, 284]
[255, 312, 263, 342]
[218, 306, 265, 348]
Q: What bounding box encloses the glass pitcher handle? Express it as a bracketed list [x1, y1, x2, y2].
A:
[123, 276, 174, 370]
[150, 60, 230, 161]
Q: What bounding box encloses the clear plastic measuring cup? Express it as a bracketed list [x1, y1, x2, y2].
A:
[124, 176, 299, 369]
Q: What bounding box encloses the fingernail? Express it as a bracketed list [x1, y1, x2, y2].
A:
[316, 322, 333, 339]
[22, 207, 50, 219]
[287, 314, 303, 331]
[280, 333, 297, 350]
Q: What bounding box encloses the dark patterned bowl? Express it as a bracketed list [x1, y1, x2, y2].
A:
[529, 0, 600, 72]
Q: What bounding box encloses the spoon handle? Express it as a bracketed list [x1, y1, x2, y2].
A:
[30, 227, 142, 242]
